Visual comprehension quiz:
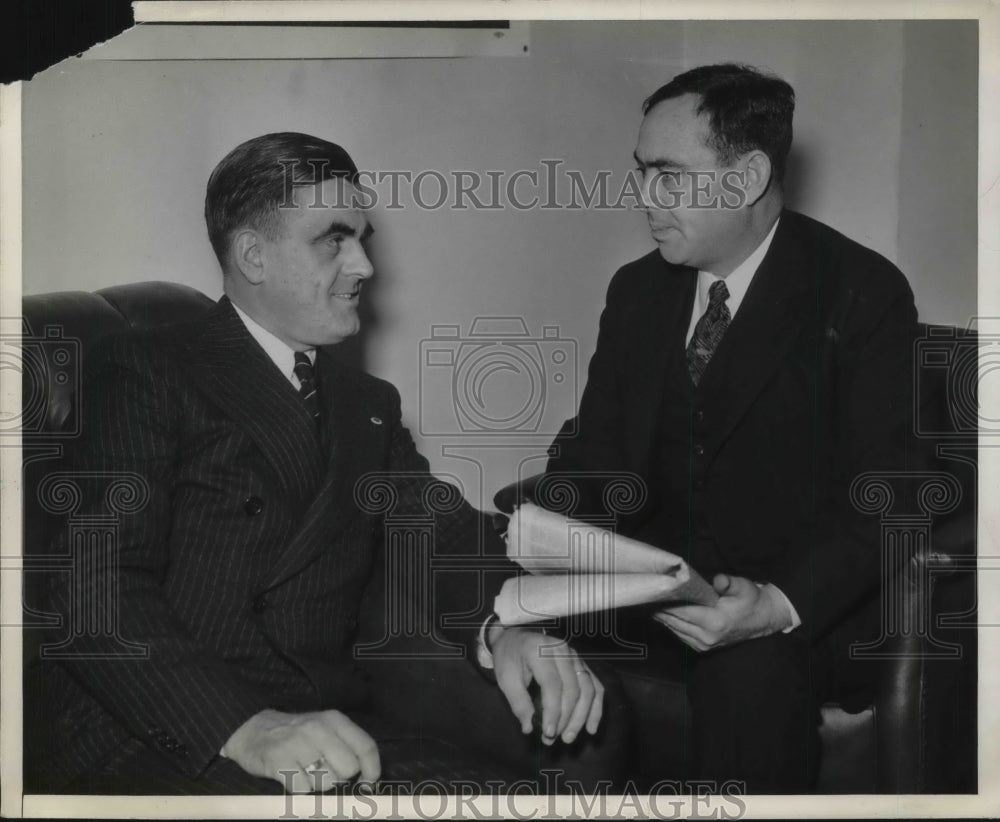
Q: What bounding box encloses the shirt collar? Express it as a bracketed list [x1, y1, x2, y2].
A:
[230, 301, 315, 387]
[696, 216, 780, 318]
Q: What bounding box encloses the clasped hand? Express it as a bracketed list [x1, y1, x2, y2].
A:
[653, 574, 793, 652]
[222, 708, 379, 794]
[490, 627, 604, 745]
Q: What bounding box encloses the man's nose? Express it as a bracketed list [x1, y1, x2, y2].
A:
[344, 240, 375, 279]
[638, 169, 659, 210]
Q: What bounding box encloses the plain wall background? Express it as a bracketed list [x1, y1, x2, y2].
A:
[21, 20, 978, 507]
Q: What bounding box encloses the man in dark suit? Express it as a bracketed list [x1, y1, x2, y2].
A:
[27, 133, 604, 795]
[543, 64, 917, 791]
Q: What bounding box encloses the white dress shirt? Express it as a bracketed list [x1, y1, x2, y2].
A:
[685, 218, 780, 345]
[231, 301, 315, 389]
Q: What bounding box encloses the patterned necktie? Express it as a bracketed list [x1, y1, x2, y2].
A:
[686, 280, 731, 386]
[293, 351, 322, 429]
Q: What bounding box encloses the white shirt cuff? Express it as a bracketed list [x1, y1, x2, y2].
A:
[769, 584, 802, 633]
[475, 615, 498, 670]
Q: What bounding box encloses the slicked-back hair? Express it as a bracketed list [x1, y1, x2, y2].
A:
[643, 63, 795, 184]
[205, 132, 359, 269]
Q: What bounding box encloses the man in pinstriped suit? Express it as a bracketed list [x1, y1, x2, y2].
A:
[26, 133, 606, 794]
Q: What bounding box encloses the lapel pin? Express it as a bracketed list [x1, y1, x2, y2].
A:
[370, 416, 383, 425]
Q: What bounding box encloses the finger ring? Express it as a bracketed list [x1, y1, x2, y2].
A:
[309, 757, 326, 771]
[575, 669, 590, 677]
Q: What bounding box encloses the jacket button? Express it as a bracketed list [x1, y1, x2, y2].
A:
[243, 496, 264, 516]
[695, 410, 705, 422]
[693, 444, 705, 456]
[251, 595, 269, 614]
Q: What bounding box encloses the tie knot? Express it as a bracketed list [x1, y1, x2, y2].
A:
[708, 280, 730, 307]
[293, 351, 314, 375]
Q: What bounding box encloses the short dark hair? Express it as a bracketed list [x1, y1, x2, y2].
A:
[643, 63, 795, 183]
[204, 132, 359, 268]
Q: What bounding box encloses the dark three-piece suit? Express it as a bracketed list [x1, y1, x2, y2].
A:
[26, 297, 511, 793]
[545, 210, 918, 790]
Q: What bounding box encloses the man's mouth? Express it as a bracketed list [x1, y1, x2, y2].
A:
[333, 286, 362, 300]
[649, 224, 679, 238]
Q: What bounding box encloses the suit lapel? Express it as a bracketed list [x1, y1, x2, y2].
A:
[258, 350, 374, 591]
[695, 212, 815, 458]
[627, 259, 696, 479]
[180, 298, 326, 500]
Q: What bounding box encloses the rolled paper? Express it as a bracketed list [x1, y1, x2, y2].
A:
[506, 502, 686, 575]
[496, 503, 718, 623]
[493, 571, 715, 625]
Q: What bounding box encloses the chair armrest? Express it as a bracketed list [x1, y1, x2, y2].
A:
[929, 512, 976, 570]
[872, 574, 926, 793]
[872, 509, 976, 793]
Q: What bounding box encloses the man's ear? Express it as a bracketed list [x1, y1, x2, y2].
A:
[742, 150, 773, 206]
[232, 229, 266, 285]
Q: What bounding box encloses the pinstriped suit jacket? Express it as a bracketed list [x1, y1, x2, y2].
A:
[32, 297, 506, 789]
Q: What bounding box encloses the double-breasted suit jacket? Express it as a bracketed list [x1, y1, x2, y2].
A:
[546, 210, 918, 650]
[31, 297, 503, 790]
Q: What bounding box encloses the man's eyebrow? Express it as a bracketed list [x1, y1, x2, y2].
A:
[633, 151, 683, 169]
[316, 220, 375, 242]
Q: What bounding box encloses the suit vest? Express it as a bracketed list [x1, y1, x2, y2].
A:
[650, 346, 728, 578]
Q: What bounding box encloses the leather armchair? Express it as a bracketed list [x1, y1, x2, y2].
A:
[492, 323, 977, 794]
[21, 283, 216, 665]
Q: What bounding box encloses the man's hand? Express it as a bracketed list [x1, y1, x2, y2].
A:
[221, 708, 380, 794]
[653, 574, 793, 652]
[490, 626, 604, 746]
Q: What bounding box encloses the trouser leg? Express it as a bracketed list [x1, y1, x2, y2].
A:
[687, 632, 821, 794]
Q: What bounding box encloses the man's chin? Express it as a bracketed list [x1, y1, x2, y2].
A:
[326, 331, 358, 347]
[314, 320, 361, 347]
[655, 242, 689, 266]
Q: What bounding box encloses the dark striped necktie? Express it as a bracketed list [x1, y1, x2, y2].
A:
[686, 280, 731, 386]
[293, 351, 322, 429]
